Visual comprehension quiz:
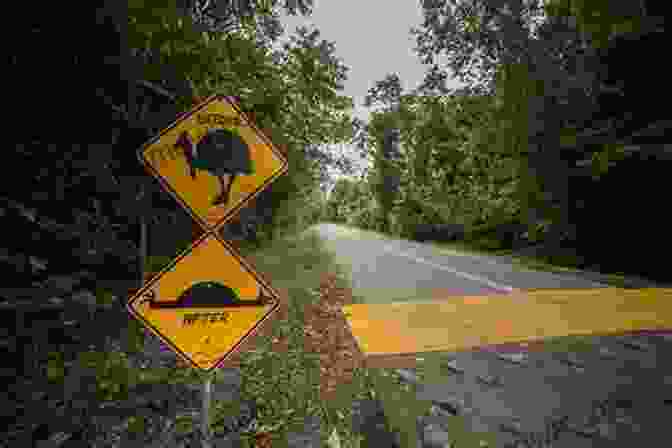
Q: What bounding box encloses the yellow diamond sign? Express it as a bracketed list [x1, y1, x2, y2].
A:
[138, 94, 288, 231]
[127, 232, 280, 371]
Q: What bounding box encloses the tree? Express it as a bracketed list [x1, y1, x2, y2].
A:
[408, 0, 672, 270]
[363, 74, 409, 233]
[409, 1, 584, 234]
[5, 0, 364, 444]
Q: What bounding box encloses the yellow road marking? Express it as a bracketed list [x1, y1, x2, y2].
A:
[341, 288, 672, 356]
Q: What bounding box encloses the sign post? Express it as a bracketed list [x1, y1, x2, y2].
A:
[201, 375, 213, 448]
[126, 95, 289, 444]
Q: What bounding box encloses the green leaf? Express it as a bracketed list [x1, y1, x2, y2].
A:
[610, 18, 638, 36]
[127, 415, 146, 434]
[95, 288, 115, 305]
[47, 362, 66, 382]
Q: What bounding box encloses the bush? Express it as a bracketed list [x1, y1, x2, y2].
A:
[475, 237, 503, 250]
[144, 255, 174, 275]
[464, 218, 528, 249]
[413, 223, 466, 243]
[495, 222, 528, 249]
[546, 249, 586, 268]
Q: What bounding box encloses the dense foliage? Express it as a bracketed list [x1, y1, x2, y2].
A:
[325, 0, 671, 279]
[6, 0, 671, 444]
[5, 0, 359, 445]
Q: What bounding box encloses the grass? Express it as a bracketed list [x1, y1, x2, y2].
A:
[223, 228, 383, 447]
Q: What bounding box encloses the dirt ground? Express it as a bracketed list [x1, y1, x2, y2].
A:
[302, 273, 367, 401]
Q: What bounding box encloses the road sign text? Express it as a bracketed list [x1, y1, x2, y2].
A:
[183, 311, 230, 326]
[196, 113, 246, 128]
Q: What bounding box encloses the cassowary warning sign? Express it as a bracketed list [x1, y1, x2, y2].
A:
[137, 95, 288, 232]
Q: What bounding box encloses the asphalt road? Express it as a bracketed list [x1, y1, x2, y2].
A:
[314, 223, 606, 301]
[312, 223, 672, 448]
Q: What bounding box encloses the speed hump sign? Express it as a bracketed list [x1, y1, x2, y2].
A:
[127, 232, 280, 371]
[127, 95, 286, 372]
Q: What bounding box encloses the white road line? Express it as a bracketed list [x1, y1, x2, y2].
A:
[381, 244, 517, 293]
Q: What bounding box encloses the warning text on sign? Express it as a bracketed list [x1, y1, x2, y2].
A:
[183, 312, 230, 326]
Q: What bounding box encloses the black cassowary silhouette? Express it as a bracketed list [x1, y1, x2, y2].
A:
[142, 281, 270, 309]
[175, 128, 254, 206]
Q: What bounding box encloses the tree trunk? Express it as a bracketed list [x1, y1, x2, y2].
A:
[139, 213, 147, 288]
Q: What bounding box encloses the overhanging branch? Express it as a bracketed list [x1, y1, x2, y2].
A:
[134, 79, 177, 102]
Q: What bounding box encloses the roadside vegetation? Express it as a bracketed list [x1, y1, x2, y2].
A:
[6, 0, 670, 446]
[324, 0, 670, 287]
[5, 0, 361, 445]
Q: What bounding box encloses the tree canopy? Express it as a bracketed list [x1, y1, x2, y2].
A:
[6, 0, 361, 444]
[326, 0, 671, 276]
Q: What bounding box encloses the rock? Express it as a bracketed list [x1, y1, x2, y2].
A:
[286, 414, 322, 448]
[212, 432, 243, 447]
[422, 423, 452, 448]
[431, 398, 462, 416]
[494, 352, 528, 365]
[351, 399, 400, 447]
[351, 399, 383, 433]
[213, 369, 242, 402]
[396, 368, 419, 384]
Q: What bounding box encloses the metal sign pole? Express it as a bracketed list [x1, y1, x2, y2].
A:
[139, 213, 148, 287]
[201, 373, 214, 448]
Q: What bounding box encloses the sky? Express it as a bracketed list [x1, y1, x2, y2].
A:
[274, 0, 463, 188]
[278, 0, 428, 123]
